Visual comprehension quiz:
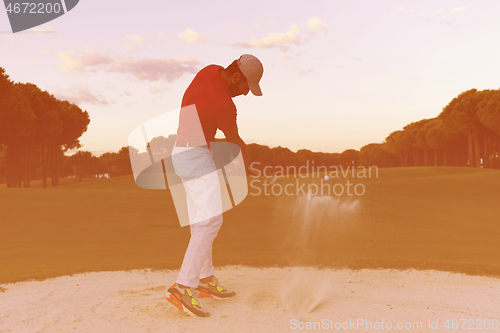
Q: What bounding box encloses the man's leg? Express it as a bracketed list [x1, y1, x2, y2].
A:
[173, 149, 223, 288]
[199, 223, 216, 281]
[199, 248, 214, 281]
[176, 214, 222, 287]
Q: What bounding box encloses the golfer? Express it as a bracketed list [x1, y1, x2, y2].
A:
[166, 54, 264, 317]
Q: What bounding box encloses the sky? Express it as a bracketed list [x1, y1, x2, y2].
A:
[1, 0, 500, 155]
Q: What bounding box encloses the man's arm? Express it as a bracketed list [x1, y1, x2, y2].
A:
[222, 125, 250, 167]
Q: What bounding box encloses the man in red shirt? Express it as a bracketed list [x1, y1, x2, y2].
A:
[166, 55, 264, 317]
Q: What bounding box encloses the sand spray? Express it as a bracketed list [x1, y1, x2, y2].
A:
[278, 191, 360, 313]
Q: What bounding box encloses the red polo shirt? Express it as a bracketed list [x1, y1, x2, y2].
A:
[177, 65, 237, 144]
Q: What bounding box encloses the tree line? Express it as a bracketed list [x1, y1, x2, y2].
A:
[382, 89, 500, 168]
[241, 88, 500, 171]
[2, 64, 499, 187]
[0, 67, 90, 187]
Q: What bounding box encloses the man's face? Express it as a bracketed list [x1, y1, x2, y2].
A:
[229, 73, 250, 97]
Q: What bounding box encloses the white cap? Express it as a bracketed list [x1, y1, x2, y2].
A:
[237, 54, 264, 96]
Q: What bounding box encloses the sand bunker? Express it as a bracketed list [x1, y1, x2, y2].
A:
[1, 266, 499, 332]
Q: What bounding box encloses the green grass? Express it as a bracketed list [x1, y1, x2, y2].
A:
[1, 167, 499, 284]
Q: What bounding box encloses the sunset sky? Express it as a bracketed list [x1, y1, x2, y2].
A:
[1, 0, 500, 155]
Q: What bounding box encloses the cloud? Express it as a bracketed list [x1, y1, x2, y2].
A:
[115, 56, 200, 81]
[251, 21, 261, 30]
[124, 34, 146, 51]
[236, 24, 301, 50]
[391, 7, 407, 15]
[58, 51, 111, 72]
[441, 16, 456, 25]
[417, 11, 433, 23]
[53, 86, 110, 106]
[57, 51, 201, 82]
[178, 28, 207, 44]
[394, 7, 462, 24]
[149, 86, 169, 94]
[280, 54, 289, 60]
[299, 68, 314, 75]
[351, 57, 362, 61]
[28, 26, 55, 33]
[235, 18, 326, 50]
[307, 17, 327, 32]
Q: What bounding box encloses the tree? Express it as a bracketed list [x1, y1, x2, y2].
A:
[247, 143, 273, 170]
[360, 143, 400, 167]
[402, 121, 423, 166]
[96, 147, 134, 178]
[383, 130, 406, 166]
[414, 119, 433, 166]
[425, 118, 446, 166]
[339, 149, 359, 167]
[440, 89, 489, 167]
[17, 83, 62, 187]
[425, 117, 462, 166]
[57, 100, 90, 152]
[477, 90, 500, 168]
[53, 100, 90, 185]
[0, 76, 36, 187]
[70, 151, 93, 181]
[1, 67, 91, 187]
[270, 146, 297, 168]
[0, 145, 6, 183]
[11, 84, 90, 187]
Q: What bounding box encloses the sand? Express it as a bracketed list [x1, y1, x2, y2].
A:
[1, 266, 499, 333]
[1, 169, 499, 331]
